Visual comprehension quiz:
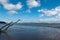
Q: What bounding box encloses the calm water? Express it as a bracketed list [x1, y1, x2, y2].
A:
[0, 24, 60, 40]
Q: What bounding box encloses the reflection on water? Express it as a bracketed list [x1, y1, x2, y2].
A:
[0, 32, 15, 40]
[0, 24, 60, 40]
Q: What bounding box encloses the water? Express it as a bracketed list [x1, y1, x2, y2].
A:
[0, 24, 60, 40]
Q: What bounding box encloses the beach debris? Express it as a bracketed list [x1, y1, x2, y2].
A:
[0, 19, 20, 32]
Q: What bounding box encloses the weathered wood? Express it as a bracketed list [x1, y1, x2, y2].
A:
[0, 19, 20, 32]
[0, 22, 13, 30]
[4, 19, 20, 31]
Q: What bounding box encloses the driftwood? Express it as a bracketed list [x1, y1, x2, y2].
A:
[0, 22, 13, 30]
[0, 19, 20, 32]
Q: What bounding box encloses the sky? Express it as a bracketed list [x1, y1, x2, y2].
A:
[0, 0, 60, 23]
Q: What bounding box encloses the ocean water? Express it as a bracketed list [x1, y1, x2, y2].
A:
[0, 24, 60, 40]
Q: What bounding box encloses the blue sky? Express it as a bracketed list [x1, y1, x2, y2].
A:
[0, 0, 60, 23]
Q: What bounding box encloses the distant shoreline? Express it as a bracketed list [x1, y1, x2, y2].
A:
[0, 22, 60, 28]
[0, 21, 6, 24]
[16, 23, 60, 28]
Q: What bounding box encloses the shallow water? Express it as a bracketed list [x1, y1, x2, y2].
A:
[0, 24, 60, 40]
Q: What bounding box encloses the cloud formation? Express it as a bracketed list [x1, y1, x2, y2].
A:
[39, 17, 60, 23]
[8, 10, 18, 14]
[0, 0, 41, 14]
[27, 0, 40, 8]
[0, 0, 8, 4]
[0, 0, 22, 14]
[4, 2, 22, 10]
[38, 6, 60, 23]
[38, 6, 60, 16]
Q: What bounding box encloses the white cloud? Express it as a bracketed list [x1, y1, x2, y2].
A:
[0, 0, 8, 4]
[15, 2, 22, 10]
[38, 6, 60, 23]
[26, 9, 31, 13]
[3, 2, 22, 10]
[4, 4, 15, 10]
[39, 17, 60, 23]
[55, 6, 60, 12]
[27, 0, 40, 8]
[0, 0, 22, 15]
[38, 9, 41, 12]
[38, 6, 60, 16]
[8, 10, 18, 14]
[39, 14, 44, 17]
